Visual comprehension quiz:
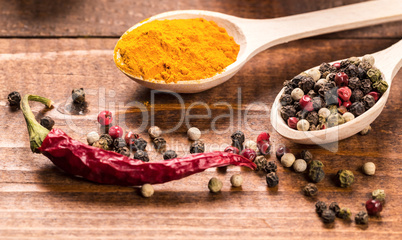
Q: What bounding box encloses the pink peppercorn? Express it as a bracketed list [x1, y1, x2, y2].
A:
[287, 117, 298, 129]
[109, 125, 123, 139]
[257, 132, 270, 143]
[335, 72, 349, 87]
[338, 87, 352, 102]
[97, 111, 113, 126]
[366, 199, 383, 215]
[241, 149, 257, 161]
[367, 92, 380, 101]
[124, 131, 139, 145]
[224, 146, 240, 154]
[333, 62, 341, 70]
[342, 101, 352, 108]
[299, 95, 313, 111]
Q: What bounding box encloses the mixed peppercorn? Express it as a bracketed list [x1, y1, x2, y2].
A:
[280, 55, 387, 131]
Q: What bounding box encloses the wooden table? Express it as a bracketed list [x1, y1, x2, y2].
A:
[1, 0, 401, 239]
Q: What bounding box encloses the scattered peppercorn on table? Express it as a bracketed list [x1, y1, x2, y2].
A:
[1, 0, 401, 239]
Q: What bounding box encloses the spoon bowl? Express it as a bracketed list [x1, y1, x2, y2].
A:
[270, 40, 402, 145]
[114, 0, 402, 93]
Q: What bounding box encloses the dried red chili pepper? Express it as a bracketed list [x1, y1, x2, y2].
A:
[21, 95, 256, 186]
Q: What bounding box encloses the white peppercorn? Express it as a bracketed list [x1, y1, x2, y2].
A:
[141, 184, 154, 197]
[363, 162, 376, 175]
[87, 131, 100, 145]
[308, 68, 321, 81]
[230, 174, 243, 187]
[281, 153, 295, 167]
[187, 127, 201, 141]
[318, 108, 331, 119]
[148, 126, 162, 139]
[244, 140, 258, 153]
[208, 177, 223, 193]
[342, 112, 355, 122]
[297, 119, 310, 131]
[293, 159, 307, 172]
[372, 189, 385, 202]
[360, 125, 372, 135]
[326, 73, 335, 81]
[362, 54, 375, 66]
[291, 88, 304, 101]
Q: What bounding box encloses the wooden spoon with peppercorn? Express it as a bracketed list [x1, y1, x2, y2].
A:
[114, 0, 402, 93]
[270, 40, 402, 144]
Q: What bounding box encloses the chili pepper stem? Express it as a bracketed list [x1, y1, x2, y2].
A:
[20, 95, 53, 153]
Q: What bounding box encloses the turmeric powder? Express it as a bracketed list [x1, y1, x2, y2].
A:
[114, 18, 240, 83]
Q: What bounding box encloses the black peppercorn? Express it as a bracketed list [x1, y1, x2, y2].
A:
[7, 91, 21, 107]
[298, 76, 315, 92]
[152, 137, 166, 153]
[163, 150, 177, 160]
[321, 209, 336, 223]
[329, 202, 340, 215]
[254, 156, 267, 171]
[134, 150, 149, 162]
[283, 86, 294, 95]
[319, 62, 336, 78]
[312, 97, 325, 111]
[284, 79, 298, 89]
[291, 75, 305, 85]
[324, 87, 338, 106]
[113, 137, 126, 149]
[305, 111, 319, 126]
[363, 95, 375, 110]
[40, 116, 55, 130]
[72, 88, 85, 104]
[307, 90, 317, 99]
[348, 77, 361, 90]
[190, 140, 205, 154]
[360, 78, 372, 95]
[350, 89, 364, 102]
[295, 110, 306, 120]
[303, 183, 318, 196]
[357, 66, 367, 79]
[355, 211, 368, 225]
[129, 137, 148, 152]
[280, 94, 293, 106]
[231, 131, 245, 144]
[280, 105, 296, 121]
[264, 161, 277, 173]
[345, 64, 358, 78]
[266, 172, 279, 188]
[340, 59, 351, 69]
[318, 82, 335, 98]
[349, 102, 365, 117]
[315, 201, 327, 216]
[293, 101, 301, 111]
[115, 146, 130, 157]
[99, 134, 113, 148]
[301, 150, 313, 162]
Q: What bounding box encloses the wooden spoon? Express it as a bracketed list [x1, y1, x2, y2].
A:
[114, 0, 402, 93]
[270, 40, 402, 145]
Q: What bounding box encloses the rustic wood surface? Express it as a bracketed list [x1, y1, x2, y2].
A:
[0, 0, 401, 239]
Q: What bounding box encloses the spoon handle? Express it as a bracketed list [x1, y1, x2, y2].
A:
[372, 40, 402, 83]
[240, 0, 402, 55]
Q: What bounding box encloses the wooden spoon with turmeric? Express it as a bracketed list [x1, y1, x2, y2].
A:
[114, 0, 402, 93]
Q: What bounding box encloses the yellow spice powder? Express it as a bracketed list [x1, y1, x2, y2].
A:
[114, 18, 240, 83]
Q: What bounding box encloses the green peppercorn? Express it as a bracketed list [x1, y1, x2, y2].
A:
[367, 68, 382, 82]
[372, 189, 386, 202]
[373, 80, 388, 94]
[208, 177, 223, 193]
[99, 134, 113, 149]
[92, 138, 110, 150]
[309, 160, 324, 168]
[327, 113, 345, 128]
[308, 160, 325, 183]
[355, 211, 368, 225]
[336, 170, 355, 188]
[337, 208, 352, 219]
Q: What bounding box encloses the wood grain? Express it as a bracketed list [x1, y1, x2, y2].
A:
[1, 0, 402, 239]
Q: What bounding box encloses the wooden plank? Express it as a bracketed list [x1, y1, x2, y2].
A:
[0, 0, 401, 38]
[0, 38, 401, 238]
